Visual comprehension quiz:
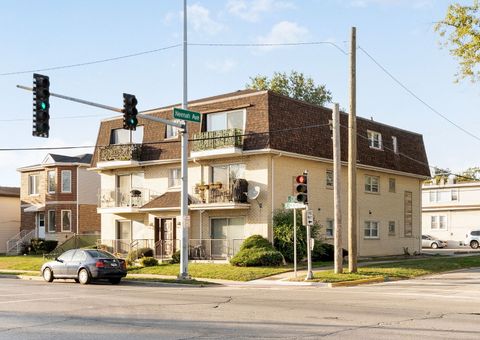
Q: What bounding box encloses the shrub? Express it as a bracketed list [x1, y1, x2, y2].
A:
[312, 243, 348, 262]
[24, 238, 59, 255]
[170, 250, 181, 264]
[127, 247, 154, 263]
[230, 235, 283, 267]
[273, 209, 320, 263]
[140, 257, 159, 267]
[240, 234, 275, 251]
[230, 248, 283, 267]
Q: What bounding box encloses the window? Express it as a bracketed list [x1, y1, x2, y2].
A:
[71, 250, 87, 262]
[389, 178, 396, 193]
[28, 174, 40, 195]
[404, 191, 413, 237]
[430, 216, 438, 229]
[110, 126, 143, 144]
[168, 168, 181, 188]
[166, 120, 181, 139]
[325, 219, 334, 238]
[47, 170, 56, 193]
[451, 189, 458, 201]
[392, 136, 398, 154]
[57, 249, 75, 262]
[365, 175, 379, 193]
[48, 210, 56, 233]
[388, 221, 396, 236]
[430, 215, 447, 230]
[207, 109, 244, 132]
[429, 191, 436, 203]
[439, 216, 447, 230]
[61, 210, 72, 232]
[364, 221, 379, 239]
[61, 170, 71, 193]
[367, 130, 382, 150]
[211, 163, 245, 188]
[326, 170, 333, 188]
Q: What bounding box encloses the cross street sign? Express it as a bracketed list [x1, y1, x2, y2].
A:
[173, 108, 201, 123]
[306, 210, 314, 226]
[284, 202, 306, 209]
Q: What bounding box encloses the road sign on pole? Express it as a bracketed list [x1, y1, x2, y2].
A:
[173, 108, 201, 123]
[306, 210, 314, 226]
[284, 202, 306, 210]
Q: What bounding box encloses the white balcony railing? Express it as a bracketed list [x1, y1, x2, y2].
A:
[98, 187, 160, 208]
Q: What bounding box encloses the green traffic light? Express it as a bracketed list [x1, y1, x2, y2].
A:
[128, 117, 138, 126]
[41, 102, 47, 110]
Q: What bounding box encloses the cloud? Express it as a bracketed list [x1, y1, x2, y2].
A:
[348, 0, 433, 9]
[256, 21, 309, 51]
[206, 59, 237, 74]
[227, 0, 295, 22]
[186, 4, 224, 35]
[162, 11, 176, 25]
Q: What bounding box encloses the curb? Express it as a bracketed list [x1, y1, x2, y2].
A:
[328, 277, 385, 287]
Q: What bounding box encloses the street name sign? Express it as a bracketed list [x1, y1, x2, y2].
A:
[284, 202, 305, 210]
[173, 108, 201, 123]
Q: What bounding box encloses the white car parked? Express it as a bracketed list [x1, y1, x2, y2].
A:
[465, 230, 480, 249]
[422, 235, 447, 249]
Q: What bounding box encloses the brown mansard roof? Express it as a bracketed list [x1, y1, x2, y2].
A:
[0, 186, 20, 197]
[91, 90, 430, 177]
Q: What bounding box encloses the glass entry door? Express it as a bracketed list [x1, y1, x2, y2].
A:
[210, 217, 244, 258]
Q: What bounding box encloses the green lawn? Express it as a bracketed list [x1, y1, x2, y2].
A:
[129, 263, 292, 281]
[305, 255, 480, 282]
[0, 256, 48, 271]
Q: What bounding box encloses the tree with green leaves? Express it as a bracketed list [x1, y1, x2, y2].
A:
[435, 1, 480, 82]
[456, 166, 480, 182]
[246, 71, 332, 106]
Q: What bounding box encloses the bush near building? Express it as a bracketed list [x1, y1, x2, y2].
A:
[230, 235, 284, 267]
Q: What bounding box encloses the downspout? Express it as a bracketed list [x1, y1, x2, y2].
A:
[76, 167, 79, 237]
[271, 153, 282, 242]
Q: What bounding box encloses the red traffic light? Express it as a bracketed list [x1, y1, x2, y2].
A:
[296, 175, 307, 184]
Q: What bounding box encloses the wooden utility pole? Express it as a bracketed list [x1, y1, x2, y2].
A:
[348, 27, 358, 273]
[333, 103, 343, 274]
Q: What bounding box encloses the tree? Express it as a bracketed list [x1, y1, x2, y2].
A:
[456, 166, 480, 182]
[246, 71, 332, 106]
[435, 1, 480, 82]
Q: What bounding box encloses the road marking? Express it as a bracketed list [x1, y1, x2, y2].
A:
[0, 296, 77, 304]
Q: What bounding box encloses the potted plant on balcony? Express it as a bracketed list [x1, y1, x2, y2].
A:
[209, 181, 223, 190]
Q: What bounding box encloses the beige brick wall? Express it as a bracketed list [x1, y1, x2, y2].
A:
[273, 155, 422, 256]
[0, 196, 21, 253]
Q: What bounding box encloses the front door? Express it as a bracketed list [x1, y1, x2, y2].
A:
[116, 220, 131, 254]
[37, 212, 45, 238]
[158, 218, 176, 256]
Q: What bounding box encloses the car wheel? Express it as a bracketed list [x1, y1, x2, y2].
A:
[470, 240, 479, 249]
[43, 267, 54, 283]
[78, 269, 91, 285]
[431, 242, 438, 249]
[109, 278, 121, 285]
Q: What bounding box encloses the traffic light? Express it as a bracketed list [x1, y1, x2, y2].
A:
[33, 73, 50, 138]
[295, 173, 308, 204]
[123, 93, 138, 130]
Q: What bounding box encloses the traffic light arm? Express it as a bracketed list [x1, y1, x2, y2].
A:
[17, 85, 185, 130]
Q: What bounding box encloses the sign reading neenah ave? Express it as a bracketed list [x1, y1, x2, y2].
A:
[173, 108, 201, 123]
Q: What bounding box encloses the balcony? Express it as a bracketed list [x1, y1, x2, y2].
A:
[98, 187, 160, 213]
[189, 181, 251, 210]
[191, 128, 243, 159]
[96, 144, 142, 169]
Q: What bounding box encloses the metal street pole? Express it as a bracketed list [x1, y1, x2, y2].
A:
[293, 208, 297, 278]
[303, 208, 313, 280]
[179, 0, 190, 279]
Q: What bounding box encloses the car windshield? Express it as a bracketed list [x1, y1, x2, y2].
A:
[86, 250, 116, 259]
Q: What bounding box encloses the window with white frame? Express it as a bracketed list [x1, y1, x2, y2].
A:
[389, 178, 396, 193]
[211, 163, 246, 189]
[47, 170, 56, 193]
[207, 109, 244, 132]
[364, 221, 379, 239]
[429, 190, 436, 202]
[48, 210, 56, 233]
[166, 120, 181, 139]
[430, 215, 447, 230]
[28, 174, 40, 195]
[325, 219, 334, 238]
[61, 210, 72, 232]
[451, 189, 458, 201]
[110, 126, 143, 144]
[367, 130, 382, 150]
[392, 136, 398, 154]
[326, 170, 333, 188]
[61, 170, 71, 193]
[365, 175, 379, 193]
[168, 168, 181, 188]
[388, 221, 396, 236]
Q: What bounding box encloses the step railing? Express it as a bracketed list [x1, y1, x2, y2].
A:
[6, 229, 36, 255]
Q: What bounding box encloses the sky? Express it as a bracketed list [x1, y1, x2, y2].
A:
[0, 0, 479, 187]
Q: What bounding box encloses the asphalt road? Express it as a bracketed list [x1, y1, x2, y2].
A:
[1, 269, 480, 339]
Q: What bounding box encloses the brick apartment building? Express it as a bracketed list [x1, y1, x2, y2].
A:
[90, 89, 430, 258]
[17, 153, 100, 243]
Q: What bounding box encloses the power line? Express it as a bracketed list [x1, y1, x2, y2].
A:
[0, 41, 347, 77]
[0, 44, 182, 76]
[358, 45, 480, 143]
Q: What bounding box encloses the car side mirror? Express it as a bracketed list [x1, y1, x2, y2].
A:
[55, 258, 63, 263]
